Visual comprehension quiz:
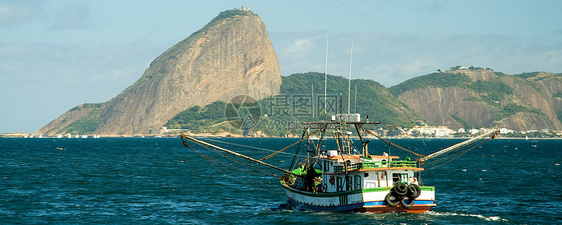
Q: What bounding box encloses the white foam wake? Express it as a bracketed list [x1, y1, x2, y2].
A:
[426, 211, 509, 222]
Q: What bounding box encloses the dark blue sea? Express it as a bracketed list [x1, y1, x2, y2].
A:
[1, 137, 560, 224]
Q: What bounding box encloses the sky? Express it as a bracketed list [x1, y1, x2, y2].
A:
[1, 0, 562, 134]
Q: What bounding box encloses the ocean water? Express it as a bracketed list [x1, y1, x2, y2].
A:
[0, 137, 560, 224]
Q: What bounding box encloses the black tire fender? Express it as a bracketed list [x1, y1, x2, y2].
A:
[393, 182, 408, 196]
[407, 184, 421, 198]
[400, 197, 415, 208]
[385, 192, 400, 207]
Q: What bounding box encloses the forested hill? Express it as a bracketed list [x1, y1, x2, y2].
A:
[165, 69, 562, 136]
[279, 72, 416, 126]
[164, 72, 418, 136]
[390, 68, 562, 131]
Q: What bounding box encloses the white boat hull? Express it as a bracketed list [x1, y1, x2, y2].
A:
[281, 181, 436, 213]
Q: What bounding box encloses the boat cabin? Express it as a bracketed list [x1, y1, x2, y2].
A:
[312, 152, 423, 193]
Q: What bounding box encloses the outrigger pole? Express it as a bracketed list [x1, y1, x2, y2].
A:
[418, 128, 500, 163]
[180, 133, 300, 176]
[363, 127, 500, 163]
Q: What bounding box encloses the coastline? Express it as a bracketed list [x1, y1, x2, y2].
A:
[2, 131, 561, 140]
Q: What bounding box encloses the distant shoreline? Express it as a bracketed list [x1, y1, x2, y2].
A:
[2, 132, 561, 140]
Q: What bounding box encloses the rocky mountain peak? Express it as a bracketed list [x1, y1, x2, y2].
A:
[37, 8, 281, 136]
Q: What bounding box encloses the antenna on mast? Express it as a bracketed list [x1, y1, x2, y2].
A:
[354, 84, 358, 113]
[348, 42, 353, 114]
[324, 36, 328, 121]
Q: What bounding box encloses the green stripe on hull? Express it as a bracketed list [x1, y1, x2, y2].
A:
[281, 181, 434, 197]
[362, 186, 434, 193]
[281, 182, 363, 197]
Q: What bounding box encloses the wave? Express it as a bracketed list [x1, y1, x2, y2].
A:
[426, 211, 509, 222]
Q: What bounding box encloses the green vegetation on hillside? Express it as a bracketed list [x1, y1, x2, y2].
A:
[65, 117, 99, 134]
[64, 103, 105, 134]
[557, 111, 562, 123]
[204, 9, 255, 28]
[165, 101, 228, 132]
[280, 72, 415, 126]
[166, 72, 417, 135]
[468, 80, 513, 102]
[513, 72, 541, 79]
[451, 114, 472, 128]
[389, 69, 556, 129]
[389, 72, 471, 96]
[492, 104, 546, 122]
[69, 103, 105, 112]
[165, 69, 561, 135]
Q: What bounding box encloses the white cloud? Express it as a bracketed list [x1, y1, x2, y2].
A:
[48, 2, 92, 30]
[0, 40, 164, 133]
[273, 32, 562, 87]
[281, 37, 316, 59]
[0, 1, 42, 27]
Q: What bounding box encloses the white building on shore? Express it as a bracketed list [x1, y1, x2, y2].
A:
[407, 125, 455, 137]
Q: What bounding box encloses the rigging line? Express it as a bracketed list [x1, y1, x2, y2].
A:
[422, 147, 465, 167]
[198, 152, 282, 189]
[180, 139, 296, 192]
[188, 149, 283, 193]
[289, 129, 308, 171]
[203, 138, 297, 157]
[187, 139, 279, 177]
[182, 138, 229, 174]
[421, 144, 469, 166]
[308, 136, 318, 153]
[362, 128, 424, 157]
[421, 142, 469, 165]
[196, 142, 262, 175]
[424, 144, 480, 170]
[419, 129, 499, 162]
[260, 129, 321, 161]
[422, 138, 491, 168]
[332, 129, 342, 152]
[181, 134, 298, 176]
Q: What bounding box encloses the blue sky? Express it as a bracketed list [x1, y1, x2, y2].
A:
[1, 0, 561, 134]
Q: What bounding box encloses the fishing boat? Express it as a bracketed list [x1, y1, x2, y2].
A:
[180, 115, 499, 213]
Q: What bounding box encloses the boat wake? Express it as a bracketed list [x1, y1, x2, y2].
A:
[426, 211, 509, 223]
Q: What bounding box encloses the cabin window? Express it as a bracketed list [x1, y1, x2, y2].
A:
[324, 161, 328, 172]
[347, 176, 353, 191]
[400, 173, 408, 182]
[393, 173, 408, 183]
[336, 177, 343, 192]
[354, 175, 361, 190]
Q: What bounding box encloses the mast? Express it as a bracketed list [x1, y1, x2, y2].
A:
[324, 36, 328, 120]
[354, 84, 357, 113]
[348, 42, 353, 114]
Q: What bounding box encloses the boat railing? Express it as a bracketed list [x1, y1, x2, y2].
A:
[333, 160, 417, 173]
